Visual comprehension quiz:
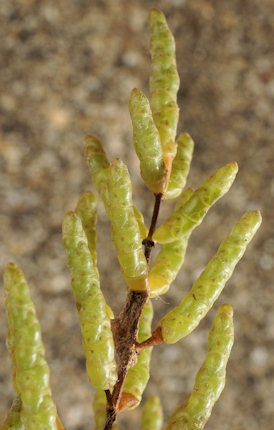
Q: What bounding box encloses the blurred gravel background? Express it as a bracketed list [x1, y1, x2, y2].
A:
[1, 0, 274, 429]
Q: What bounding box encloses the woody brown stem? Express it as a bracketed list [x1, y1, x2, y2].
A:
[103, 193, 163, 430]
[104, 291, 148, 430]
[143, 193, 163, 262]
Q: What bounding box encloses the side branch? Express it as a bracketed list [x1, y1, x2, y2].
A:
[135, 326, 165, 351]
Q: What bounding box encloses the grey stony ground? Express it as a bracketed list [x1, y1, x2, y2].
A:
[1, 0, 274, 429]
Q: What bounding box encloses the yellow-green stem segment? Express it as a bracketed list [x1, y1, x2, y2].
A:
[165, 133, 194, 199]
[153, 162, 238, 244]
[129, 88, 167, 194]
[149, 9, 180, 166]
[141, 396, 163, 430]
[158, 210, 261, 344]
[84, 135, 109, 207]
[166, 304, 234, 429]
[149, 189, 194, 297]
[75, 191, 97, 265]
[62, 212, 117, 389]
[3, 264, 57, 430]
[107, 159, 148, 291]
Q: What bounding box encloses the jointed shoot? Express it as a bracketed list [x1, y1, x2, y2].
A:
[1, 8, 261, 430]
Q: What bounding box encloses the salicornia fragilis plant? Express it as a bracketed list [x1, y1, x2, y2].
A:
[1, 8, 261, 430]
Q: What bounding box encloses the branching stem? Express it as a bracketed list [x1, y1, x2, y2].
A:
[135, 326, 165, 351]
[103, 193, 163, 430]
